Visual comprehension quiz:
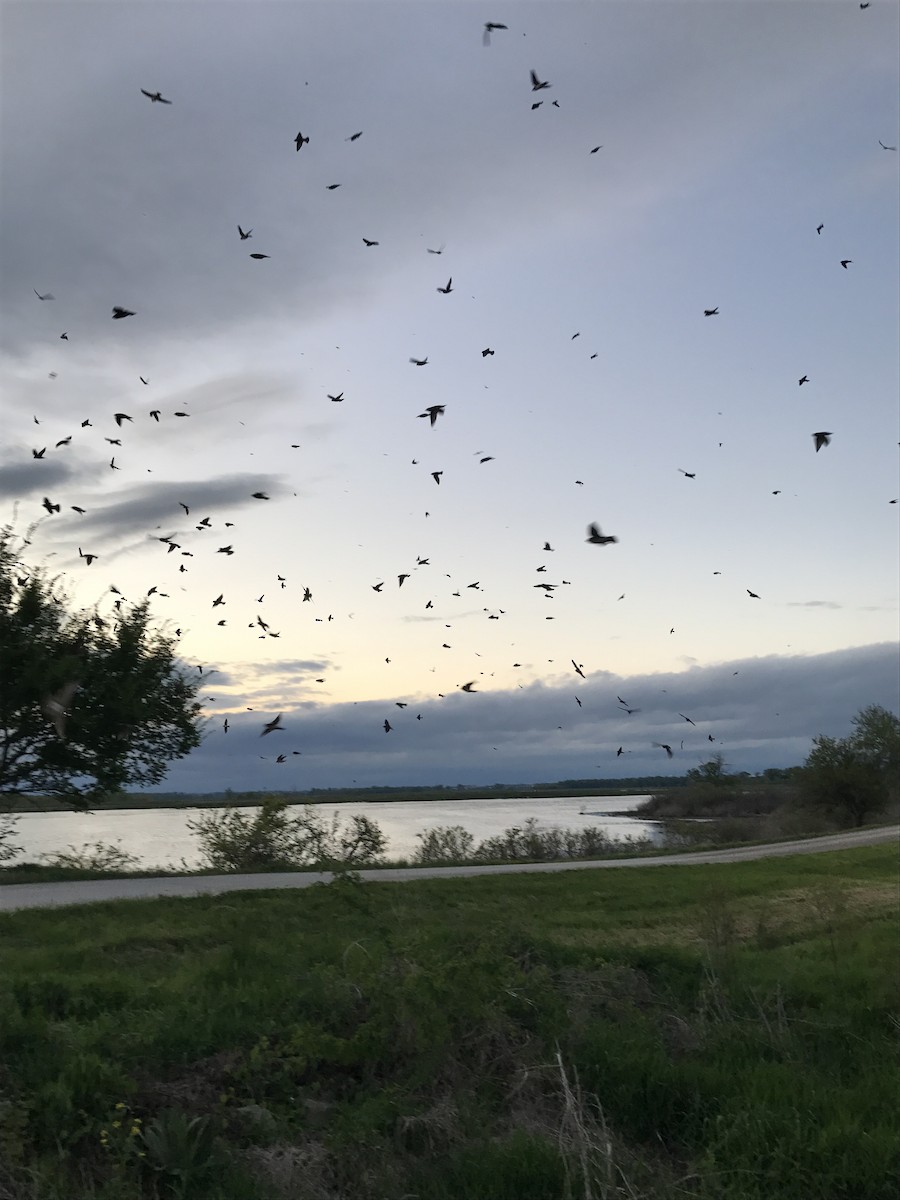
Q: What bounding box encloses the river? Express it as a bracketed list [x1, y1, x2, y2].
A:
[6, 795, 658, 870]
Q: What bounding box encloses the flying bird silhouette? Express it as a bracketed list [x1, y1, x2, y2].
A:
[747, 589, 761, 599]
[409, 356, 429, 366]
[840, 260, 851, 269]
[654, 743, 674, 759]
[141, 89, 172, 104]
[799, 375, 809, 386]
[295, 132, 309, 151]
[586, 523, 618, 545]
[237, 225, 252, 239]
[34, 289, 54, 301]
[418, 406, 445, 426]
[812, 431, 832, 452]
[878, 140, 896, 151]
[704, 308, 719, 316]
[261, 714, 284, 736]
[112, 307, 135, 319]
[530, 70, 551, 90]
[437, 277, 453, 294]
[483, 21, 508, 46]
[42, 681, 80, 739]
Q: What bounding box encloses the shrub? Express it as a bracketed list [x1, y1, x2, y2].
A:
[39, 840, 140, 871]
[413, 825, 476, 864]
[188, 797, 386, 871]
[0, 811, 21, 864]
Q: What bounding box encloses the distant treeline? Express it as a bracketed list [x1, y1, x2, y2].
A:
[3, 772, 797, 812]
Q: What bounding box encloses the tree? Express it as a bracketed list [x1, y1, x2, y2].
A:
[800, 706, 899, 828]
[686, 753, 733, 786]
[0, 529, 203, 808]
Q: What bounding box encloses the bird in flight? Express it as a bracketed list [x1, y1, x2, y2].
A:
[586, 523, 618, 545]
[261, 714, 284, 736]
[590, 145, 603, 153]
[704, 307, 719, 317]
[483, 21, 508, 45]
[32, 447, 46, 459]
[482, 347, 494, 357]
[812, 431, 832, 452]
[427, 245, 445, 255]
[113, 412, 132, 427]
[437, 277, 453, 294]
[398, 574, 409, 588]
[461, 681, 478, 692]
[59, 332, 68, 340]
[654, 743, 674, 759]
[530, 70, 551, 91]
[140, 377, 149, 385]
[418, 405, 445, 426]
[249, 253, 270, 259]
[112, 307, 135, 319]
[840, 260, 851, 269]
[878, 140, 897, 151]
[42, 681, 80, 739]
[34, 289, 54, 300]
[799, 375, 809, 386]
[678, 469, 696, 479]
[431, 471, 443, 485]
[346, 131, 363, 141]
[362, 238, 379, 246]
[326, 183, 341, 190]
[141, 89, 172, 104]
[328, 392, 344, 403]
[409, 356, 428, 366]
[572, 660, 585, 678]
[678, 713, 696, 725]
[747, 589, 761, 599]
[237, 225, 252, 240]
[42, 497, 60, 514]
[383, 720, 392, 733]
[816, 224, 824, 235]
[295, 132, 310, 151]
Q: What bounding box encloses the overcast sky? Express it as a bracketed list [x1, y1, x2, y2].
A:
[2, 0, 898, 791]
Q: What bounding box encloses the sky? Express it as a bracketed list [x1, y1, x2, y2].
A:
[1, 0, 898, 792]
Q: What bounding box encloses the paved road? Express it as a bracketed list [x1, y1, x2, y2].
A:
[0, 826, 895, 913]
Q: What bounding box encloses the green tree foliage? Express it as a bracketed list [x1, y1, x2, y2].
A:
[801, 705, 900, 827]
[0, 529, 202, 808]
[686, 753, 733, 786]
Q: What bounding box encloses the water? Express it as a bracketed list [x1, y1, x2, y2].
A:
[7, 795, 658, 870]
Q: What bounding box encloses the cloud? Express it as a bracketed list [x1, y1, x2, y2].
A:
[787, 600, 842, 609]
[154, 642, 900, 793]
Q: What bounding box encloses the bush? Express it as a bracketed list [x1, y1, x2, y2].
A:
[188, 797, 387, 871]
[0, 811, 21, 864]
[414, 825, 476, 864]
[471, 818, 652, 863]
[39, 840, 140, 871]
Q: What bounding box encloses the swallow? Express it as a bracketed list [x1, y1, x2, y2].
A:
[418, 405, 445, 426]
[799, 376, 809, 386]
[295, 132, 309, 151]
[249, 253, 270, 259]
[42, 497, 60, 514]
[150, 410, 160, 421]
[747, 589, 760, 598]
[678, 713, 696, 725]
[530, 70, 550, 90]
[812, 431, 832, 452]
[372, 582, 384, 592]
[346, 131, 363, 141]
[878, 140, 896, 151]
[140, 377, 149, 385]
[482, 348, 494, 357]
[816, 224, 824, 234]
[261, 714, 284, 736]
[483, 21, 508, 46]
[42, 681, 80, 739]
[461, 681, 478, 692]
[302, 588, 312, 602]
[543, 542, 554, 551]
[104, 438, 122, 445]
[616, 747, 624, 757]
[113, 412, 132, 427]
[141, 89, 172, 103]
[212, 594, 225, 607]
[678, 469, 696, 478]
[571, 332, 580, 339]
[326, 183, 341, 190]
[840, 260, 851, 269]
[427, 245, 445, 255]
[252, 492, 269, 499]
[32, 447, 46, 459]
[34, 289, 54, 300]
[431, 471, 443, 484]
[703, 308, 719, 316]
[275, 754, 286, 764]
[621, 708, 641, 715]
[238, 225, 252, 239]
[398, 574, 410, 587]
[60, 332, 68, 340]
[572, 660, 585, 678]
[480, 456, 494, 463]
[79, 548, 98, 565]
[409, 356, 429, 367]
[112, 307, 135, 318]
[362, 238, 379, 246]
[383, 720, 392, 733]
[71, 506, 85, 514]
[328, 392, 344, 402]
[223, 719, 229, 733]
[586, 522, 618, 545]
[534, 583, 556, 591]
[654, 743, 674, 758]
[437, 278, 453, 294]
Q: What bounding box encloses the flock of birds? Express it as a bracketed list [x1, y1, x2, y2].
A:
[17, 10, 898, 779]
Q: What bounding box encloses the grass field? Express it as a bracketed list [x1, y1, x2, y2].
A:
[0, 845, 897, 1199]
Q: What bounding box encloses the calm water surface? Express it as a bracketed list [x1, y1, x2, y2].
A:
[9, 795, 657, 869]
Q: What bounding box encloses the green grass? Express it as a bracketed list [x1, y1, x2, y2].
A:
[0, 845, 897, 1199]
